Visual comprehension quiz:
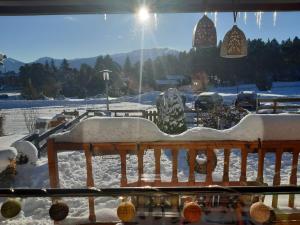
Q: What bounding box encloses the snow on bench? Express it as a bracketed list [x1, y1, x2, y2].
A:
[51, 114, 300, 142]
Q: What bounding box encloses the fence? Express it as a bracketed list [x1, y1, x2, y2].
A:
[257, 97, 300, 113]
[90, 109, 201, 126]
[23, 111, 89, 157]
[47, 138, 300, 224]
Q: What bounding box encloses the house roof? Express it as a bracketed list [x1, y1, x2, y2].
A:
[166, 75, 185, 81]
[0, 0, 300, 15]
[155, 79, 179, 85]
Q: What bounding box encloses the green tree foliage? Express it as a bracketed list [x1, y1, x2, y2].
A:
[18, 37, 300, 99]
[19, 57, 124, 99]
[126, 37, 300, 91]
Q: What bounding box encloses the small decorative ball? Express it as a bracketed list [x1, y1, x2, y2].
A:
[1, 199, 21, 219]
[250, 202, 271, 223]
[183, 202, 202, 223]
[49, 201, 69, 221]
[117, 201, 136, 222]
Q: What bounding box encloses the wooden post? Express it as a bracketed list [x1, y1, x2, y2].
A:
[223, 148, 230, 185]
[137, 147, 144, 185]
[153, 111, 158, 124]
[272, 149, 283, 208]
[84, 144, 96, 222]
[120, 150, 127, 187]
[154, 148, 161, 185]
[206, 148, 214, 184]
[47, 139, 59, 188]
[289, 150, 299, 208]
[240, 147, 248, 184]
[256, 147, 265, 184]
[188, 149, 196, 184]
[171, 148, 179, 184]
[273, 101, 277, 114]
[196, 109, 199, 126]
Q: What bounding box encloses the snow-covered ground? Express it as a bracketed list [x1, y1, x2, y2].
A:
[0, 81, 300, 224]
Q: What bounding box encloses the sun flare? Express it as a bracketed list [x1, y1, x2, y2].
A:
[137, 7, 150, 23]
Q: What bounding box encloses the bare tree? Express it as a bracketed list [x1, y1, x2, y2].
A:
[23, 108, 38, 134]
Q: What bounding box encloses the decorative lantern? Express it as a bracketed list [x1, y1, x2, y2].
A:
[49, 201, 69, 221]
[1, 198, 22, 219]
[182, 202, 202, 223]
[117, 201, 136, 222]
[250, 202, 271, 223]
[193, 15, 217, 48]
[221, 12, 247, 58]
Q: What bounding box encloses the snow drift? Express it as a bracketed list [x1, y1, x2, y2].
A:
[51, 114, 300, 143]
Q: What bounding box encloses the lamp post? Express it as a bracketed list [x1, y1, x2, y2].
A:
[100, 69, 112, 112]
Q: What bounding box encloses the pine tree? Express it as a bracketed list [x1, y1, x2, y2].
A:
[156, 88, 187, 134]
[123, 56, 132, 76]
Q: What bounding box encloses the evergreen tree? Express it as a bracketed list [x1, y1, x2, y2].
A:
[156, 88, 187, 134]
[123, 56, 132, 76]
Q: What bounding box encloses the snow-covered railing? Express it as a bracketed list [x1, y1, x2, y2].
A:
[257, 97, 300, 113]
[47, 114, 300, 224]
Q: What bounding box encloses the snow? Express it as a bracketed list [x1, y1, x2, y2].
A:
[52, 114, 300, 143]
[1, 82, 300, 224]
[51, 117, 168, 143]
[0, 147, 17, 172]
[11, 141, 38, 164]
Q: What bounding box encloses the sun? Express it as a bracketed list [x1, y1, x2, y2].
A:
[137, 7, 150, 23]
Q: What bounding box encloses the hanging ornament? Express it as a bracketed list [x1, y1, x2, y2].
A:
[182, 201, 202, 223]
[250, 201, 271, 223]
[220, 12, 247, 58]
[117, 199, 136, 222]
[1, 198, 22, 219]
[49, 201, 69, 221]
[192, 14, 217, 48]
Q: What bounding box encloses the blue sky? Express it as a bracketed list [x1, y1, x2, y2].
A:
[0, 12, 299, 63]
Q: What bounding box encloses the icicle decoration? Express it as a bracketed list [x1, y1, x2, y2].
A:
[154, 13, 158, 29]
[244, 12, 247, 25]
[255, 12, 263, 29]
[238, 12, 241, 18]
[104, 14, 107, 21]
[214, 12, 218, 27]
[273, 11, 277, 27]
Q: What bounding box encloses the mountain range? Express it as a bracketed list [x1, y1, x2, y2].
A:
[1, 48, 179, 73]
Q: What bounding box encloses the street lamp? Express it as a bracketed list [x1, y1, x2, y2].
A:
[100, 69, 112, 112]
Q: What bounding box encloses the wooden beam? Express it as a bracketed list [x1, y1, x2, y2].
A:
[0, 0, 300, 15]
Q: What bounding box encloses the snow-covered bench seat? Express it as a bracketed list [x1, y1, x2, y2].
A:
[47, 114, 300, 223]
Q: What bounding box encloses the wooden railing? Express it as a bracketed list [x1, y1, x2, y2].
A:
[86, 109, 202, 126]
[22, 111, 89, 157]
[47, 138, 300, 224]
[257, 97, 300, 113]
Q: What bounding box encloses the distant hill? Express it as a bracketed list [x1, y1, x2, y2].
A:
[0, 58, 24, 73]
[2, 48, 179, 73]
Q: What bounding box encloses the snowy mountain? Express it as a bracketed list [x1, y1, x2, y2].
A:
[0, 58, 24, 73]
[3, 48, 179, 73]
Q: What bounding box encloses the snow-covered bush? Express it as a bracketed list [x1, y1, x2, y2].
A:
[156, 88, 187, 134]
[199, 105, 248, 129]
[0, 147, 17, 187]
[11, 141, 38, 165]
